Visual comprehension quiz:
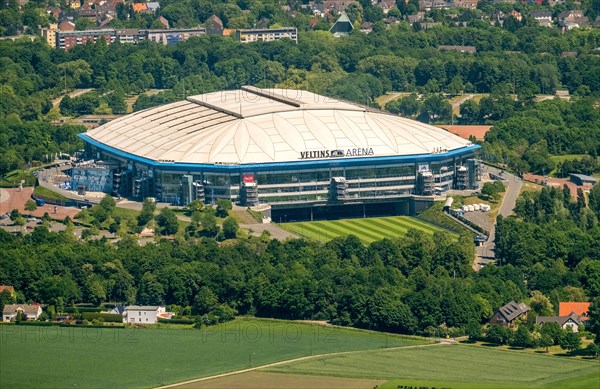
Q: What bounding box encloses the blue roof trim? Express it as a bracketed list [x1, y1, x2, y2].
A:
[79, 133, 480, 173]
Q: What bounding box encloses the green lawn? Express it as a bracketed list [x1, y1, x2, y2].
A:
[0, 169, 36, 188]
[281, 216, 457, 244]
[0, 318, 425, 389]
[33, 185, 70, 201]
[266, 343, 600, 389]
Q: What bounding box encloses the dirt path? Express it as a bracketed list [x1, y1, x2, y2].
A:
[52, 88, 94, 107]
[155, 342, 445, 389]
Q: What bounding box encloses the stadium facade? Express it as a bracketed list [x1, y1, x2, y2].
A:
[77, 87, 480, 220]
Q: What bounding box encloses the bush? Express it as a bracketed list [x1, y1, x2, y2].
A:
[158, 318, 194, 325]
[64, 307, 103, 313]
[81, 312, 123, 323]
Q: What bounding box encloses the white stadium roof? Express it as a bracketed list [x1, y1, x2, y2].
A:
[83, 87, 472, 165]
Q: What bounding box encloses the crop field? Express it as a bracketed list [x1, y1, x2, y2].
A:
[267, 343, 600, 389]
[281, 216, 456, 244]
[0, 319, 425, 389]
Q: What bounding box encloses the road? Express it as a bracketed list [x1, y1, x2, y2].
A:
[155, 342, 446, 389]
[473, 165, 522, 271]
[52, 88, 94, 107]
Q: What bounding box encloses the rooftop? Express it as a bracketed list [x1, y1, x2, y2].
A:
[82, 87, 474, 166]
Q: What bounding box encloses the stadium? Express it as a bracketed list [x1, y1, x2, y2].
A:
[77, 86, 480, 220]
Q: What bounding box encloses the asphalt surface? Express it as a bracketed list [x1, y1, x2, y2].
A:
[473, 165, 522, 271]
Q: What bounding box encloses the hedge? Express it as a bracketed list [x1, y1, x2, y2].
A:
[81, 313, 123, 323]
[158, 318, 194, 325]
[64, 307, 103, 313]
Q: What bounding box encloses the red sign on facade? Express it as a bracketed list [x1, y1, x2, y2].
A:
[243, 174, 255, 183]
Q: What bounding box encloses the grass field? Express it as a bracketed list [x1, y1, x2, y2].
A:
[280, 216, 457, 244]
[0, 318, 425, 389]
[266, 343, 600, 389]
[33, 185, 70, 201]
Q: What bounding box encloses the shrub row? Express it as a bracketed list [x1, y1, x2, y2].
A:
[81, 313, 123, 323]
[158, 318, 194, 325]
[64, 307, 103, 313]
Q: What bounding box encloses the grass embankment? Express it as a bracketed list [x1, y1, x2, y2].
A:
[280, 216, 456, 244]
[0, 318, 425, 389]
[0, 170, 36, 188]
[33, 185, 70, 201]
[416, 202, 473, 235]
[267, 343, 600, 389]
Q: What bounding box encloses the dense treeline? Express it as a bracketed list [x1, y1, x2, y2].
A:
[479, 97, 600, 175]
[0, 181, 599, 337]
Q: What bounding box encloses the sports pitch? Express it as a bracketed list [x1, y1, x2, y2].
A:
[281, 216, 456, 243]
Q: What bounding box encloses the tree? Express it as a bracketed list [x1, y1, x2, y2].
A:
[200, 209, 219, 236]
[588, 297, 600, 345]
[421, 95, 452, 124]
[386, 94, 421, 118]
[560, 331, 581, 353]
[137, 198, 156, 226]
[222, 216, 239, 239]
[216, 199, 233, 218]
[537, 333, 553, 353]
[155, 207, 179, 235]
[136, 273, 164, 305]
[540, 322, 562, 344]
[0, 289, 15, 316]
[187, 199, 204, 215]
[512, 326, 532, 348]
[193, 286, 218, 315]
[24, 200, 37, 211]
[487, 324, 512, 344]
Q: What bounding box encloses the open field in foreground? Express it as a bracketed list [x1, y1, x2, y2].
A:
[0, 318, 425, 389]
[281, 216, 456, 244]
[175, 371, 384, 389]
[267, 343, 600, 389]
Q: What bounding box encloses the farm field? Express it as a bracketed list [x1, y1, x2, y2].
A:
[266, 343, 600, 389]
[175, 371, 384, 389]
[0, 318, 425, 389]
[281, 216, 457, 244]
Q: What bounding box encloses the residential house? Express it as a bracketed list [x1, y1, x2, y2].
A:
[0, 285, 16, 299]
[452, 0, 479, 9]
[58, 20, 76, 31]
[122, 306, 172, 324]
[439, 45, 477, 53]
[492, 10, 505, 25]
[157, 16, 169, 29]
[536, 313, 582, 332]
[323, 0, 356, 14]
[146, 2, 160, 13]
[236, 27, 298, 44]
[490, 301, 529, 327]
[559, 302, 591, 320]
[558, 10, 589, 30]
[529, 9, 552, 27]
[509, 9, 522, 22]
[330, 12, 354, 36]
[205, 15, 224, 36]
[375, 0, 396, 14]
[3, 304, 42, 322]
[419, 0, 451, 10]
[407, 12, 425, 24]
[132, 3, 148, 13]
[360, 22, 373, 33]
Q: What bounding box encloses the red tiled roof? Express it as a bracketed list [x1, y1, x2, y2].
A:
[0, 286, 15, 295]
[436, 125, 492, 141]
[132, 3, 148, 12]
[559, 302, 591, 318]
